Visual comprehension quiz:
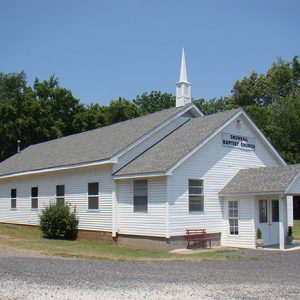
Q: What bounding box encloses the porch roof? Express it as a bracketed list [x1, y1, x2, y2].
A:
[219, 164, 300, 196]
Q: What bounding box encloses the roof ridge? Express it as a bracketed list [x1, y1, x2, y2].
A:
[240, 164, 300, 171]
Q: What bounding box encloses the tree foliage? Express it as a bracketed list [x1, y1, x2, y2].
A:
[133, 91, 175, 114]
[193, 97, 231, 115]
[0, 55, 299, 164]
[230, 56, 300, 163]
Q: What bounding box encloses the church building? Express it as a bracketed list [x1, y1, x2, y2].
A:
[0, 50, 299, 250]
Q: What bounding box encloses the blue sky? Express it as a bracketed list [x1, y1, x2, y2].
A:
[1, 0, 299, 106]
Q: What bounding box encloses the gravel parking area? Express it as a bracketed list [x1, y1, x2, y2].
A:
[0, 249, 300, 300]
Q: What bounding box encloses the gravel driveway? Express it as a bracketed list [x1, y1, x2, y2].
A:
[0, 249, 300, 300]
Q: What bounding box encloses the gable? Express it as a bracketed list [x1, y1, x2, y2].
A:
[170, 114, 282, 182]
[114, 109, 285, 178]
[165, 110, 285, 175]
[114, 109, 241, 177]
[287, 172, 300, 195]
[218, 114, 283, 166]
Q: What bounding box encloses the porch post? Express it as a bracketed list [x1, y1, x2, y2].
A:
[279, 196, 285, 250]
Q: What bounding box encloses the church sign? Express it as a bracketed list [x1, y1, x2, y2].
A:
[222, 132, 256, 151]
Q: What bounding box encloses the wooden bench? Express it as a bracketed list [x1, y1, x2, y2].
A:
[185, 228, 214, 249]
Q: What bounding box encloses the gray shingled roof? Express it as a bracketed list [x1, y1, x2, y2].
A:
[114, 108, 241, 176]
[220, 164, 300, 195]
[0, 105, 188, 177]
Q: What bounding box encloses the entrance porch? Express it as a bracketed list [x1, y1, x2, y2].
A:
[255, 195, 293, 250]
[220, 164, 300, 250]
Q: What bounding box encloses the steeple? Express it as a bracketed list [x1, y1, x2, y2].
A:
[176, 48, 192, 107]
[179, 48, 188, 82]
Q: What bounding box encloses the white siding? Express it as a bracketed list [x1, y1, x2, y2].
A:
[288, 174, 300, 195]
[222, 196, 255, 248]
[0, 165, 113, 232]
[168, 115, 280, 248]
[113, 116, 190, 173]
[286, 173, 299, 226]
[116, 177, 167, 237]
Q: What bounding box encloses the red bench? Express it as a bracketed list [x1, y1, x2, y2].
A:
[185, 228, 214, 249]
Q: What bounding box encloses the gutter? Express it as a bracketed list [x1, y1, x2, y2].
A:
[0, 158, 118, 180]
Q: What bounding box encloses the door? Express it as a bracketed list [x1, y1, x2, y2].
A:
[258, 199, 279, 245]
[270, 200, 279, 245]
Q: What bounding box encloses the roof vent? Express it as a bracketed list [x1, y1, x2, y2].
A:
[236, 119, 242, 130]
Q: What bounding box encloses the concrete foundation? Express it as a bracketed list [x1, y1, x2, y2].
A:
[117, 233, 221, 251]
[77, 229, 112, 242]
[0, 222, 221, 251]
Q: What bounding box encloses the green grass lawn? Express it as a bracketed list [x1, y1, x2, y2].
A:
[293, 220, 300, 240]
[0, 223, 241, 261]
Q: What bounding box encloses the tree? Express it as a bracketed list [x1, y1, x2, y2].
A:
[133, 91, 175, 114]
[34, 76, 83, 136]
[268, 92, 300, 163]
[72, 103, 106, 132]
[231, 56, 300, 107]
[104, 97, 141, 125]
[230, 56, 300, 164]
[193, 97, 230, 115]
[0, 72, 86, 161]
[0, 72, 46, 160]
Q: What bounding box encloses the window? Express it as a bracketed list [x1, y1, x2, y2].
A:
[133, 180, 148, 212]
[272, 200, 279, 222]
[259, 200, 268, 223]
[56, 185, 65, 205]
[31, 187, 38, 209]
[88, 182, 99, 210]
[188, 179, 204, 212]
[228, 201, 239, 235]
[11, 188, 17, 209]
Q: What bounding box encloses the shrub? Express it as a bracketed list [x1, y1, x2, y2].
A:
[256, 228, 262, 240]
[39, 202, 79, 239]
[288, 226, 293, 236]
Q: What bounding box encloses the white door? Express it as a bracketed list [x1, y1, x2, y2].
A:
[258, 199, 279, 245]
[269, 200, 279, 245]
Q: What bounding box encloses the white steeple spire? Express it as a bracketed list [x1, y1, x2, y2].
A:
[179, 48, 188, 83]
[176, 48, 191, 107]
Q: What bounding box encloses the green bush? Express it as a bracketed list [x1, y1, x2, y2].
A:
[39, 202, 79, 239]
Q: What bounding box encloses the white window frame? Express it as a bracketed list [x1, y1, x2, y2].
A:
[188, 179, 204, 213]
[11, 188, 17, 210]
[133, 180, 148, 213]
[88, 182, 99, 211]
[31, 187, 39, 210]
[56, 185, 65, 205]
[228, 200, 239, 236]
